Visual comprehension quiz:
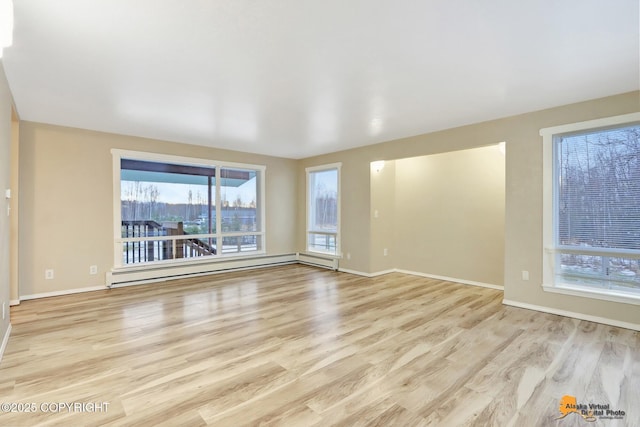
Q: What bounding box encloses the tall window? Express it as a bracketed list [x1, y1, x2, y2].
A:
[306, 163, 341, 256]
[541, 113, 640, 302]
[112, 150, 265, 267]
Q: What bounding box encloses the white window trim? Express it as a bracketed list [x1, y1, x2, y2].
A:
[305, 162, 342, 258]
[111, 149, 266, 269]
[540, 112, 640, 306]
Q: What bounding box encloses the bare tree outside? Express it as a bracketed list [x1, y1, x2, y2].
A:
[557, 126, 640, 288]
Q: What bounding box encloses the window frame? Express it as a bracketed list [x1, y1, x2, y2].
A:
[541, 112, 640, 305]
[305, 162, 342, 257]
[111, 149, 266, 269]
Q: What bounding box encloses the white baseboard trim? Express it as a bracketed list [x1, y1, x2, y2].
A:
[369, 269, 396, 277]
[16, 254, 298, 300]
[108, 253, 297, 287]
[9, 299, 20, 306]
[21, 285, 109, 301]
[109, 262, 297, 289]
[502, 299, 640, 331]
[15, 260, 503, 303]
[0, 323, 12, 366]
[395, 269, 504, 291]
[338, 268, 376, 277]
[337, 268, 503, 291]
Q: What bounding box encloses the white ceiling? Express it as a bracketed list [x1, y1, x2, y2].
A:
[3, 0, 639, 159]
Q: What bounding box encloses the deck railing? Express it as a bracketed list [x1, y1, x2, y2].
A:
[121, 220, 216, 264]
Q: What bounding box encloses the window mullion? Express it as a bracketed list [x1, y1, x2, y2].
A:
[215, 165, 221, 254]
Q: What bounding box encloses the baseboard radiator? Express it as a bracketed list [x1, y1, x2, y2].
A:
[297, 252, 339, 270]
[107, 253, 298, 287]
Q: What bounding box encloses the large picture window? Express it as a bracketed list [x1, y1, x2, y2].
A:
[541, 113, 640, 303]
[306, 163, 341, 256]
[112, 150, 265, 267]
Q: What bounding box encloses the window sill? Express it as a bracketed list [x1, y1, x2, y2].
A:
[305, 250, 342, 259]
[113, 250, 268, 272]
[542, 283, 640, 306]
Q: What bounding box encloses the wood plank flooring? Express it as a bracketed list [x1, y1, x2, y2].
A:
[1, 265, 638, 426]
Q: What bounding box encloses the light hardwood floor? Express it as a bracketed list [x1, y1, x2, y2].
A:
[1, 265, 638, 427]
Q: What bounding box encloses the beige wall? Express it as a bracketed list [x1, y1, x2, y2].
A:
[18, 122, 298, 297]
[11, 89, 640, 327]
[368, 146, 505, 284]
[10, 108, 18, 303]
[0, 63, 12, 344]
[300, 91, 639, 326]
[370, 159, 396, 273]
[393, 147, 505, 285]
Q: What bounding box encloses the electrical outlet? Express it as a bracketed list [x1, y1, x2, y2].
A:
[522, 270, 529, 281]
[45, 269, 54, 280]
[346, 252, 351, 260]
[383, 248, 388, 256]
[89, 265, 98, 275]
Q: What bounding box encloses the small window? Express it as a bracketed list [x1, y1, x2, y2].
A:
[541, 113, 640, 303]
[306, 163, 341, 256]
